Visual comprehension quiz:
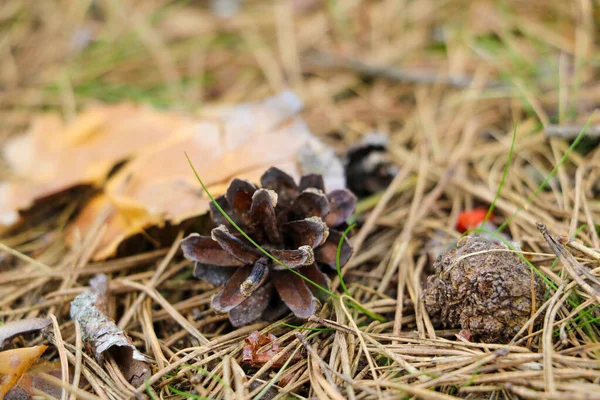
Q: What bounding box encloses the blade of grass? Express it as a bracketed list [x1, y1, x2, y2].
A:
[144, 378, 160, 400]
[337, 224, 355, 297]
[483, 123, 517, 225]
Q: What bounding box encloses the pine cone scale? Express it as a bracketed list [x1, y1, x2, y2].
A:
[209, 195, 230, 226]
[302, 263, 330, 302]
[270, 246, 314, 269]
[210, 225, 261, 264]
[299, 174, 325, 192]
[292, 190, 330, 219]
[314, 230, 352, 268]
[271, 270, 315, 319]
[260, 167, 299, 206]
[283, 217, 329, 248]
[325, 189, 357, 226]
[240, 257, 269, 297]
[193, 263, 234, 286]
[211, 265, 254, 312]
[181, 233, 244, 266]
[250, 189, 280, 243]
[229, 283, 273, 327]
[225, 179, 258, 227]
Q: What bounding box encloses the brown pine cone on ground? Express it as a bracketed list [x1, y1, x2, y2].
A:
[423, 235, 545, 343]
[181, 167, 356, 327]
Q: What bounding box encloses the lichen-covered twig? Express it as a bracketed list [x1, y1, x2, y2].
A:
[304, 53, 508, 89]
[543, 124, 600, 139]
[70, 274, 150, 387]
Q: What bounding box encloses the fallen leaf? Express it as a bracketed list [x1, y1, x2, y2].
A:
[70, 274, 150, 387]
[0, 103, 192, 227]
[0, 318, 51, 349]
[68, 91, 345, 260]
[5, 360, 83, 400]
[241, 331, 302, 368]
[0, 345, 47, 398]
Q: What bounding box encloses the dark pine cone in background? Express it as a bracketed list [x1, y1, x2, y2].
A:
[423, 235, 546, 343]
[344, 133, 399, 198]
[181, 167, 356, 327]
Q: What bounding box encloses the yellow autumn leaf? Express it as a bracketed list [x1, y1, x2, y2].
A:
[0, 103, 192, 227]
[0, 345, 48, 398]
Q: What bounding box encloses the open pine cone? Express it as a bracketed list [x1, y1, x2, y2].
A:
[181, 167, 357, 327]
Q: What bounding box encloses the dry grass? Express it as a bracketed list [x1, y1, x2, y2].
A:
[1, 0, 600, 399]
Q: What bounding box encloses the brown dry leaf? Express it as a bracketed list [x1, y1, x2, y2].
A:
[0, 345, 48, 398]
[241, 331, 302, 368]
[0, 318, 51, 349]
[70, 274, 150, 387]
[0, 103, 192, 227]
[68, 91, 345, 260]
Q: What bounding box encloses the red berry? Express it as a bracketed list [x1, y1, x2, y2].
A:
[456, 208, 492, 233]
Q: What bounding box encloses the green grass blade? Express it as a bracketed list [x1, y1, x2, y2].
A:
[484, 123, 517, 224]
[144, 378, 160, 400]
[336, 224, 355, 297]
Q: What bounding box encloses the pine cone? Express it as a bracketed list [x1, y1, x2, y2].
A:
[423, 235, 545, 343]
[344, 133, 398, 198]
[181, 167, 356, 327]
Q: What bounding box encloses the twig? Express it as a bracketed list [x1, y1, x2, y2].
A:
[303, 53, 507, 89]
[544, 124, 600, 139]
[537, 223, 600, 301]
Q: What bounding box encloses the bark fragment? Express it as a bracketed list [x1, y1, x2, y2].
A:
[70, 274, 150, 387]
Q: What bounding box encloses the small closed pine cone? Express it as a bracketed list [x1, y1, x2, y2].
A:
[181, 167, 357, 327]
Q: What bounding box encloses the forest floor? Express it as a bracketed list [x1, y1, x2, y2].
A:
[1, 1, 600, 399]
